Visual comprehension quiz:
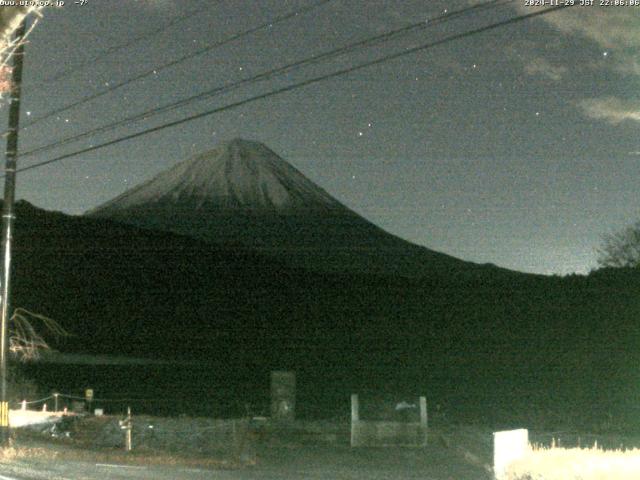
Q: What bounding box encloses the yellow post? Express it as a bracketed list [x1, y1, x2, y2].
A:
[0, 401, 9, 428]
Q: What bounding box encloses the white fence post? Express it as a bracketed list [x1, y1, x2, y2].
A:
[493, 428, 529, 480]
[419, 396, 427, 446]
[350, 394, 359, 447]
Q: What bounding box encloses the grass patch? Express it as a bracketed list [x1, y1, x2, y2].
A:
[0, 443, 58, 462]
[2, 435, 239, 470]
[508, 444, 640, 480]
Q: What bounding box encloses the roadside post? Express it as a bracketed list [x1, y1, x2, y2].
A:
[119, 406, 133, 452]
[85, 388, 93, 414]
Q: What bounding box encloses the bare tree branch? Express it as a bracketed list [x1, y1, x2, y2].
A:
[0, 7, 43, 102]
[9, 308, 69, 361]
[597, 220, 640, 269]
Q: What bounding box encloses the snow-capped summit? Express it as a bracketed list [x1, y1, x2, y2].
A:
[92, 138, 344, 214]
[87, 139, 499, 278]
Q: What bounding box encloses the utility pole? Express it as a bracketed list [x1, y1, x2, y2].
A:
[0, 18, 26, 443]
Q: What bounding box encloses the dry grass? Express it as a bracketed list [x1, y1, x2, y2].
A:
[0, 443, 58, 463]
[4, 414, 255, 471]
[0, 434, 237, 471]
[507, 444, 640, 480]
[59, 448, 235, 469]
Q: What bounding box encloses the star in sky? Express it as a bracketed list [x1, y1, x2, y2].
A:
[11, 1, 640, 275]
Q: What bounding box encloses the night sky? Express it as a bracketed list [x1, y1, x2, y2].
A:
[4, 0, 639, 275]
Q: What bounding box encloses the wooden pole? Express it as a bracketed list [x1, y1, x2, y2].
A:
[0, 18, 26, 444]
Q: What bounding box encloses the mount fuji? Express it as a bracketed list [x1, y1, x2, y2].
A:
[87, 138, 509, 278]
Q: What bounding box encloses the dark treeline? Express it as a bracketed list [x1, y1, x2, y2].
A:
[8, 201, 640, 429]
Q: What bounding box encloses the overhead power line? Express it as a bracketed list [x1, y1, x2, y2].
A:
[10, 4, 572, 177]
[20, 0, 334, 133]
[30, 0, 210, 87]
[20, 0, 510, 160]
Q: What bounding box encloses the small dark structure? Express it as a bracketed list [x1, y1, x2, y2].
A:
[350, 394, 427, 447]
[270, 371, 296, 422]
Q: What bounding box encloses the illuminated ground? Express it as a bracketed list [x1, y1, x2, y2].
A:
[0, 425, 494, 480]
[4, 420, 639, 479]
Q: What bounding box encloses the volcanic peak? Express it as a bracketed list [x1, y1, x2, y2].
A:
[91, 139, 343, 215]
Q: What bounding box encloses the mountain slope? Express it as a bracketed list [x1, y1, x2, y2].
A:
[87, 138, 514, 279]
[91, 138, 342, 214]
[10, 200, 640, 426]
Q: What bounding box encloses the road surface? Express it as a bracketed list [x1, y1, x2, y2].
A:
[0, 441, 492, 480]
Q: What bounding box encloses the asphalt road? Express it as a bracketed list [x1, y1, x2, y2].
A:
[0, 442, 492, 480]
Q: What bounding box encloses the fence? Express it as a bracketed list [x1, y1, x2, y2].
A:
[350, 394, 428, 447]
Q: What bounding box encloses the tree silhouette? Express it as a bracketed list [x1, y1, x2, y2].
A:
[597, 220, 640, 268]
[0, 7, 43, 100]
[9, 308, 67, 361]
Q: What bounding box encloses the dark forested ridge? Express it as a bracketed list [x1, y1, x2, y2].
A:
[8, 201, 640, 428]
